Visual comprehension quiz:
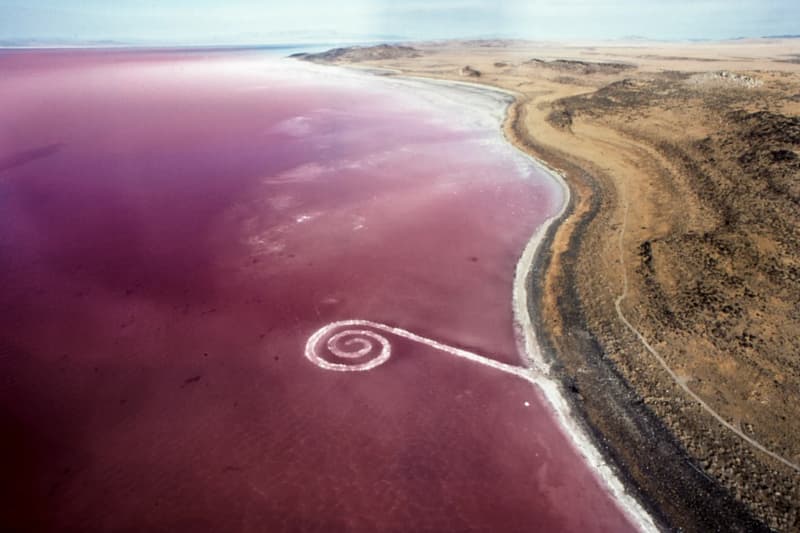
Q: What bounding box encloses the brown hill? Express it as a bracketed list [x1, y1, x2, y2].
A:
[292, 44, 422, 63]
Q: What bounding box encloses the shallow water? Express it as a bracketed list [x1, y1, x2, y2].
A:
[0, 50, 634, 531]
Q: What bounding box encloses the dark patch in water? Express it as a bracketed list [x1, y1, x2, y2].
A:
[0, 143, 63, 174]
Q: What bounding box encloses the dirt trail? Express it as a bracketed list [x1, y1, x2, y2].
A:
[614, 201, 800, 474]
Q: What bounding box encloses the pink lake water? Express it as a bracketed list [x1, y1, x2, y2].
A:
[0, 50, 637, 532]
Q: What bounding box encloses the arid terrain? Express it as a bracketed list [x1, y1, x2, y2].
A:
[300, 39, 800, 531]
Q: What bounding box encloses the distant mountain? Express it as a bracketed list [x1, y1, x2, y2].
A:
[293, 44, 422, 63]
[248, 30, 408, 44]
[0, 30, 409, 49]
[0, 38, 132, 48]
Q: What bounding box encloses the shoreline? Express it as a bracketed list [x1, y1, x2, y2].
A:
[321, 62, 661, 532]
[349, 65, 769, 531]
[502, 87, 772, 532]
[291, 41, 800, 530]
[469, 79, 662, 533]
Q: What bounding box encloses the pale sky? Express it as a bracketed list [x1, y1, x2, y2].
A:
[1, 0, 798, 44]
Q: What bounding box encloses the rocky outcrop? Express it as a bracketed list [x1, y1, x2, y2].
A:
[291, 44, 422, 63]
[526, 58, 635, 75]
[687, 70, 763, 88]
[459, 65, 481, 77]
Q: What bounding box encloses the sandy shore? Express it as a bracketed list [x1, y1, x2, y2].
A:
[353, 69, 660, 532]
[298, 38, 800, 531]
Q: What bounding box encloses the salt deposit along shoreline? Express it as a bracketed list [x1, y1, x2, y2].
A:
[310, 61, 661, 532]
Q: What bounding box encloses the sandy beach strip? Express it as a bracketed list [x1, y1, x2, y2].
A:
[313, 61, 662, 533]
